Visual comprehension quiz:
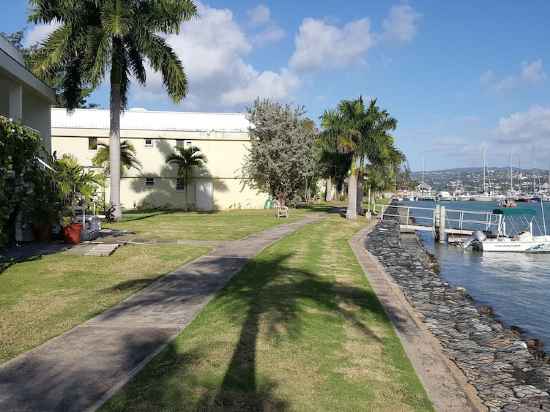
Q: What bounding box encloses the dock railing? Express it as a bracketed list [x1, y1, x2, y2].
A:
[373, 203, 501, 238]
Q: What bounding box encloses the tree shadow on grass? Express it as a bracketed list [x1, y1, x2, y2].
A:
[189, 253, 401, 411]
[1, 249, 409, 412]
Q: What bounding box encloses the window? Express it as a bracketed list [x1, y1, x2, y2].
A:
[176, 139, 193, 148]
[176, 178, 186, 191]
[88, 137, 98, 150]
[145, 138, 153, 147]
[145, 177, 155, 187]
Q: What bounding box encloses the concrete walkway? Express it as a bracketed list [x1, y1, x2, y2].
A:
[0, 215, 322, 412]
[350, 223, 486, 412]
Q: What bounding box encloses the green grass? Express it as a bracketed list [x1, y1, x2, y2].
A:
[107, 209, 313, 241]
[0, 244, 208, 364]
[103, 216, 433, 411]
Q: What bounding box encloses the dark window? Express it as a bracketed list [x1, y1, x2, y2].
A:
[145, 177, 155, 187]
[176, 178, 185, 190]
[176, 139, 185, 147]
[145, 138, 153, 147]
[88, 137, 98, 150]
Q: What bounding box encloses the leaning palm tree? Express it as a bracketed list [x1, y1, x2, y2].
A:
[166, 145, 207, 209]
[29, 0, 197, 220]
[92, 140, 142, 175]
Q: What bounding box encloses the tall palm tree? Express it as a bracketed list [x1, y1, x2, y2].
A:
[321, 97, 397, 219]
[166, 145, 207, 209]
[29, 0, 197, 220]
[92, 140, 142, 175]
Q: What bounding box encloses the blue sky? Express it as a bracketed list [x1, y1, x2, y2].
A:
[4, 1, 550, 171]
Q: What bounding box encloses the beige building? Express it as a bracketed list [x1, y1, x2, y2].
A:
[0, 35, 55, 149]
[51, 108, 268, 211]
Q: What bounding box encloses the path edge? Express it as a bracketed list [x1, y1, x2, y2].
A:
[349, 222, 487, 412]
[85, 214, 324, 412]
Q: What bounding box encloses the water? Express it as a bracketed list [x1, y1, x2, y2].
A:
[404, 200, 550, 346]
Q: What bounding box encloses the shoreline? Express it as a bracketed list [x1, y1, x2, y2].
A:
[365, 206, 550, 411]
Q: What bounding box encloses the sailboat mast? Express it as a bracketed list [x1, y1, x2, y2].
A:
[482, 147, 486, 193]
[422, 155, 425, 184]
[510, 153, 513, 193]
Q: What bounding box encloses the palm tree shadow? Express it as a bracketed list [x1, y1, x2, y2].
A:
[194, 253, 393, 411]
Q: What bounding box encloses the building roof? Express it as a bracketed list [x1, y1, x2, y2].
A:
[0, 35, 56, 102]
[51, 108, 252, 132]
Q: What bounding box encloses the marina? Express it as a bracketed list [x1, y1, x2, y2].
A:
[393, 199, 550, 348]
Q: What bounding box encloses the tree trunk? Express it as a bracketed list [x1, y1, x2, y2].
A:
[109, 68, 122, 220]
[356, 172, 363, 216]
[325, 178, 334, 202]
[346, 173, 358, 220]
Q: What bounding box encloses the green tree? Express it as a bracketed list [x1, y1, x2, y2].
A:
[321, 97, 397, 219]
[55, 154, 100, 207]
[92, 140, 142, 175]
[166, 146, 207, 209]
[243, 99, 318, 205]
[29, 0, 197, 219]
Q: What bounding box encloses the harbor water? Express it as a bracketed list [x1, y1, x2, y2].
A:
[404, 200, 550, 347]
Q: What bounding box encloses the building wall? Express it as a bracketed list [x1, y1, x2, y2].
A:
[51, 127, 268, 210]
[22, 89, 52, 152]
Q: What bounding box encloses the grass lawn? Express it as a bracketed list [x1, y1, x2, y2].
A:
[0, 244, 208, 364]
[106, 209, 313, 241]
[103, 216, 433, 411]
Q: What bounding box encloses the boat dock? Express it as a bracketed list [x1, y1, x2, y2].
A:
[373, 204, 501, 243]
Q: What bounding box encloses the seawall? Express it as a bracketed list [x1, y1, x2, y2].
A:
[365, 206, 550, 411]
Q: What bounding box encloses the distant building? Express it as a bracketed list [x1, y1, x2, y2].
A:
[51, 108, 268, 211]
[0, 35, 55, 150]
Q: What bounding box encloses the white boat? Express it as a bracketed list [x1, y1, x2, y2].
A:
[470, 147, 495, 202]
[437, 191, 453, 201]
[468, 205, 550, 253]
[477, 232, 550, 252]
[470, 193, 495, 202]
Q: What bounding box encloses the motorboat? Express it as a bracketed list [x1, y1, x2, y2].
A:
[466, 206, 550, 253]
[437, 191, 453, 201]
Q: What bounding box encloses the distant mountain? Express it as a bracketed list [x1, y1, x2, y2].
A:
[411, 167, 550, 192]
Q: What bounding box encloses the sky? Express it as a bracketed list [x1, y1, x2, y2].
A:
[3, 1, 550, 171]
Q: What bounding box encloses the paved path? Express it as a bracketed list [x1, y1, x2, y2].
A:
[0, 215, 322, 412]
[350, 222, 486, 412]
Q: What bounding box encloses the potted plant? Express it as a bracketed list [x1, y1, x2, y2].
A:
[62, 214, 82, 245]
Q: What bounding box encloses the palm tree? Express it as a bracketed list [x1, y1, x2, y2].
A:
[166, 146, 207, 209]
[29, 0, 197, 220]
[92, 140, 142, 175]
[321, 97, 397, 219]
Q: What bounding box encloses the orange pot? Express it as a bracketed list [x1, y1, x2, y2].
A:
[63, 223, 82, 245]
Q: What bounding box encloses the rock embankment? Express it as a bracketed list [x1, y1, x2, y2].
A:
[366, 210, 550, 412]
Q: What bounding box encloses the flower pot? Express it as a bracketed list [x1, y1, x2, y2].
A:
[63, 223, 82, 245]
[32, 223, 52, 242]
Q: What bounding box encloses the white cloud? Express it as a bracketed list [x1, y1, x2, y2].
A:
[520, 59, 546, 83]
[248, 4, 271, 27]
[382, 3, 421, 43]
[247, 4, 285, 46]
[289, 18, 374, 72]
[481, 60, 546, 91]
[132, 3, 297, 111]
[221, 69, 299, 105]
[23, 22, 61, 47]
[253, 25, 285, 46]
[497, 106, 550, 144]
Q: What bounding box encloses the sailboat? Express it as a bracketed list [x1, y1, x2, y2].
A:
[470, 147, 494, 202]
